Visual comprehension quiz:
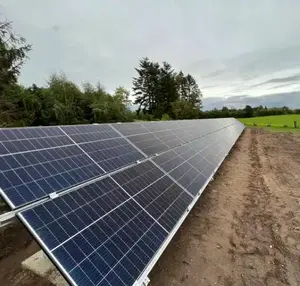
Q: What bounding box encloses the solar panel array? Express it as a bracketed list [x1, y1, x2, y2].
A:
[0, 118, 245, 286]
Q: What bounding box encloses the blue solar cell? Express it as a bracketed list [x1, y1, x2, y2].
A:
[0, 127, 73, 155]
[111, 123, 149, 136]
[112, 161, 164, 196]
[133, 175, 193, 231]
[0, 145, 104, 208]
[61, 124, 120, 143]
[78, 138, 145, 172]
[123, 133, 168, 156]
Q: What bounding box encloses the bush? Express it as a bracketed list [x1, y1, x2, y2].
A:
[161, 113, 170, 121]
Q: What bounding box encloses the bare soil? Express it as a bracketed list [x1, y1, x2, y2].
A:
[150, 128, 300, 286]
[0, 128, 300, 286]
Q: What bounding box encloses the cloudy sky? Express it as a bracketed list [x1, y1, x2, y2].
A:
[2, 0, 300, 108]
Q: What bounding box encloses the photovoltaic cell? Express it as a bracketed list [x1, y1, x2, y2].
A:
[133, 175, 193, 231]
[78, 138, 145, 172]
[61, 125, 120, 143]
[0, 127, 71, 155]
[111, 123, 149, 137]
[111, 161, 165, 196]
[0, 145, 104, 207]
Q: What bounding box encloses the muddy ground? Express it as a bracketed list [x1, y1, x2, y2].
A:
[0, 128, 300, 285]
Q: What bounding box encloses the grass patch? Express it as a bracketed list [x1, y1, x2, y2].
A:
[239, 114, 300, 129]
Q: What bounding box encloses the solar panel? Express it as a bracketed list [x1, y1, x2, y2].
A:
[2, 119, 245, 286]
[19, 173, 176, 285]
[0, 144, 104, 208]
[78, 138, 144, 172]
[113, 118, 239, 156]
[0, 126, 72, 155]
[61, 124, 120, 143]
[0, 124, 145, 208]
[153, 125, 244, 197]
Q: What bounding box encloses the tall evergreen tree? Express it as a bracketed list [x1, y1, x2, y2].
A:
[133, 57, 160, 115]
[156, 62, 178, 118]
[184, 74, 203, 108]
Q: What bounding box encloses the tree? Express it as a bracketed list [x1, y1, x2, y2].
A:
[155, 62, 178, 117]
[114, 86, 131, 108]
[243, 105, 254, 118]
[132, 58, 203, 119]
[133, 57, 161, 115]
[171, 99, 199, 120]
[0, 20, 31, 126]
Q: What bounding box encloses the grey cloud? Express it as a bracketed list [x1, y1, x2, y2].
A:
[251, 74, 300, 88]
[52, 25, 61, 32]
[203, 92, 300, 110]
[2, 0, 300, 97]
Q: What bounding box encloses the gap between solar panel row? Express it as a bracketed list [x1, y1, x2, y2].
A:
[17, 123, 244, 286]
[0, 119, 239, 210]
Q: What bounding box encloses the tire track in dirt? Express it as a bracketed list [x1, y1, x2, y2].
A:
[230, 129, 290, 285]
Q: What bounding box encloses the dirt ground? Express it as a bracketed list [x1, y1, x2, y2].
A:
[0, 128, 300, 286]
[150, 128, 300, 286]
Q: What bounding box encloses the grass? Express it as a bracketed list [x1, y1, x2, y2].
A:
[239, 114, 300, 129]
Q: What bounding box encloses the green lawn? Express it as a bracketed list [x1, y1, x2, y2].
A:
[239, 114, 300, 128]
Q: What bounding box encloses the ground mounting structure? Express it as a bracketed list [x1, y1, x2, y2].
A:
[0, 118, 245, 286]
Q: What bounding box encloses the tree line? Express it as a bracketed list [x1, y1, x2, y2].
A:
[0, 19, 299, 128]
[0, 20, 203, 127]
[202, 105, 300, 119]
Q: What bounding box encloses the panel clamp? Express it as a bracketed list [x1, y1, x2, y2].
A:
[49, 192, 58, 199]
[133, 276, 150, 286]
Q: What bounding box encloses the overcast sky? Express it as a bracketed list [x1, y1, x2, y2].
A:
[2, 0, 300, 100]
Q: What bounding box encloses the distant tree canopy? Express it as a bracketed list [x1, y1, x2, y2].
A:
[133, 57, 202, 119]
[202, 105, 299, 119]
[0, 19, 299, 128]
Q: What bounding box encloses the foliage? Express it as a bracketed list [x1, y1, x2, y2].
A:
[171, 99, 199, 120]
[161, 113, 170, 121]
[0, 20, 31, 126]
[132, 58, 202, 119]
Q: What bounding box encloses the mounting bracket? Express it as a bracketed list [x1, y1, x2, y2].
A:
[133, 276, 150, 286]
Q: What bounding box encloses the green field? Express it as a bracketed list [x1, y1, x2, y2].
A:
[239, 114, 300, 129]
